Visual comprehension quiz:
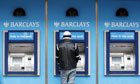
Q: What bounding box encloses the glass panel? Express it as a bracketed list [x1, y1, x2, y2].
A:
[8, 43, 34, 53]
[76, 43, 85, 72]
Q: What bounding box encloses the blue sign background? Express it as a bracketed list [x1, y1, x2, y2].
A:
[59, 32, 85, 40]
[110, 32, 135, 40]
[9, 32, 34, 40]
[98, 0, 140, 84]
[48, 0, 96, 84]
[0, 0, 45, 84]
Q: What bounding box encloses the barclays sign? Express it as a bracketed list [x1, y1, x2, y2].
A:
[3, 22, 40, 28]
[54, 21, 90, 28]
[104, 22, 140, 28]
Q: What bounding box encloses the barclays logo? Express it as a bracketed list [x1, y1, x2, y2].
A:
[3, 22, 10, 27]
[104, 22, 110, 28]
[54, 22, 60, 27]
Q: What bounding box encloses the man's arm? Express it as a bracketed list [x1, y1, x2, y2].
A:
[56, 44, 60, 63]
[75, 43, 81, 62]
[75, 43, 79, 56]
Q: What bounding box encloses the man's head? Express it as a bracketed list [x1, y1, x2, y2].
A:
[63, 31, 71, 40]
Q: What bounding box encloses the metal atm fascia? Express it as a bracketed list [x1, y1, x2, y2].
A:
[54, 30, 91, 76]
[104, 30, 140, 75]
[3, 30, 40, 76]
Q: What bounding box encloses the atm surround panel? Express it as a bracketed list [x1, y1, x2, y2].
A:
[104, 30, 139, 75]
[3, 30, 40, 76]
[54, 30, 90, 76]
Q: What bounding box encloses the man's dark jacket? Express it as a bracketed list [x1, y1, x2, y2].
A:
[56, 40, 79, 70]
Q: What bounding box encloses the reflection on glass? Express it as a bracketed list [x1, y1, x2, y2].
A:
[76, 43, 85, 72]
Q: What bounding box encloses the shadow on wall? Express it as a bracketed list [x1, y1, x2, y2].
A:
[0, 70, 2, 84]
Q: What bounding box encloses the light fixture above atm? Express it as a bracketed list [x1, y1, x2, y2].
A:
[66, 8, 79, 16]
[116, 8, 128, 17]
[13, 8, 26, 16]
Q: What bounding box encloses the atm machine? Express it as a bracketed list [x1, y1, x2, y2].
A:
[54, 30, 90, 76]
[3, 30, 40, 76]
[104, 30, 140, 75]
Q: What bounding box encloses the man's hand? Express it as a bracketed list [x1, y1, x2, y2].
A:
[76, 56, 81, 63]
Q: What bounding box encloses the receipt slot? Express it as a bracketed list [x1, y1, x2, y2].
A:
[54, 30, 90, 76]
[104, 30, 140, 75]
[3, 30, 40, 76]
